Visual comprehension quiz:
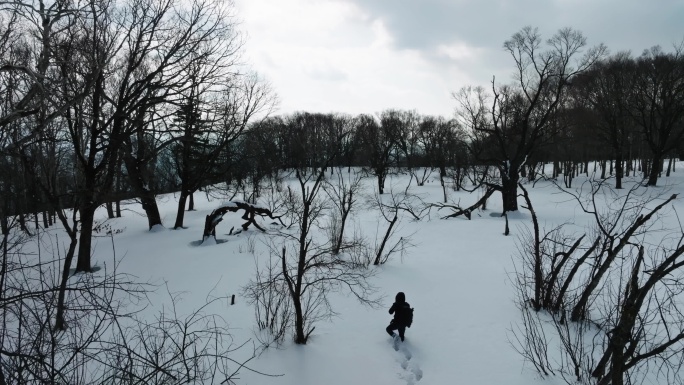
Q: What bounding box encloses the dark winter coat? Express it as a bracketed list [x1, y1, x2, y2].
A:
[389, 292, 411, 325]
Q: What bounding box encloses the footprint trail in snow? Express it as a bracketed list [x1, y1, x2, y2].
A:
[393, 337, 423, 384]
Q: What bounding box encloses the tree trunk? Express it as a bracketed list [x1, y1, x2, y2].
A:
[440, 167, 447, 203]
[647, 155, 661, 186]
[334, 201, 350, 255]
[293, 293, 306, 344]
[455, 166, 462, 191]
[54, 235, 78, 330]
[571, 250, 614, 322]
[518, 184, 540, 308]
[592, 251, 644, 384]
[122, 154, 163, 229]
[115, 154, 124, 218]
[553, 160, 560, 179]
[141, 195, 163, 227]
[615, 152, 624, 189]
[377, 172, 385, 194]
[600, 160, 606, 179]
[659, 158, 665, 177]
[501, 173, 519, 212]
[174, 191, 189, 229]
[528, 163, 537, 181]
[139, 195, 163, 230]
[294, 197, 311, 344]
[640, 158, 647, 177]
[106, 202, 115, 218]
[18, 213, 30, 235]
[552, 237, 600, 312]
[609, 159, 613, 175]
[625, 158, 630, 176]
[139, 192, 163, 230]
[188, 192, 195, 211]
[76, 204, 95, 272]
[374, 214, 398, 265]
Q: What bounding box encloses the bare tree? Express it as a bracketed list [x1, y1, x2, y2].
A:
[0, 0, 95, 141]
[368, 184, 420, 265]
[238, 116, 286, 202]
[171, 70, 276, 229]
[455, 26, 606, 212]
[512, 178, 684, 385]
[102, 292, 271, 385]
[111, 0, 247, 230]
[244, 132, 379, 345]
[430, 186, 497, 220]
[15, 142, 81, 330]
[629, 45, 684, 186]
[356, 112, 397, 194]
[243, 253, 292, 348]
[280, 165, 378, 344]
[202, 201, 284, 243]
[417, 116, 467, 202]
[392, 110, 425, 186]
[323, 170, 364, 255]
[0, 215, 268, 385]
[574, 53, 636, 189]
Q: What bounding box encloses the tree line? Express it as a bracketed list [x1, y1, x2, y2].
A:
[2, 12, 684, 272]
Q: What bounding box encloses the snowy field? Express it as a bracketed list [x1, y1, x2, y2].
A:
[23, 165, 684, 385]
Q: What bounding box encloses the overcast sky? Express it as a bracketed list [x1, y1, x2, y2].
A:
[233, 0, 684, 118]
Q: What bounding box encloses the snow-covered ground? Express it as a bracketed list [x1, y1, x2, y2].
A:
[26, 166, 684, 385]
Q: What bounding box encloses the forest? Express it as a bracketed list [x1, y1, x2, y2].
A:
[2, 0, 684, 384]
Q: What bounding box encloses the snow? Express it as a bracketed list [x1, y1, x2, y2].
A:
[23, 166, 684, 385]
[149, 223, 166, 233]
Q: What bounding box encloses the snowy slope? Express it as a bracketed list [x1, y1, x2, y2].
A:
[33, 167, 684, 385]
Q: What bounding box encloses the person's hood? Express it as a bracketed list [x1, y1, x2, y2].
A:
[395, 292, 405, 303]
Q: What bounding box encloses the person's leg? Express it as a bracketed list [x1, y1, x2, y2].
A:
[386, 321, 398, 336]
[398, 326, 406, 341]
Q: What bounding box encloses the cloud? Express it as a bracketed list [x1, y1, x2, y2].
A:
[306, 64, 348, 82]
[436, 42, 481, 61]
[345, 0, 684, 55]
[234, 0, 473, 116]
[233, 0, 684, 117]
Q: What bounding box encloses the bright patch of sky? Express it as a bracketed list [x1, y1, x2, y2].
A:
[234, 0, 684, 117]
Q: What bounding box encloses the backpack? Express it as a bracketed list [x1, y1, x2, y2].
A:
[398, 303, 414, 328]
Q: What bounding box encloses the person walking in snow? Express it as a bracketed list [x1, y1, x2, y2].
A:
[386, 291, 413, 342]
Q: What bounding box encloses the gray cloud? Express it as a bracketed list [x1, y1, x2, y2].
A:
[235, 0, 684, 116]
[346, 0, 684, 83]
[307, 66, 349, 82]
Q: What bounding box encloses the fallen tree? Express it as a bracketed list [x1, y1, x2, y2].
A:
[431, 187, 496, 219]
[203, 201, 285, 241]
